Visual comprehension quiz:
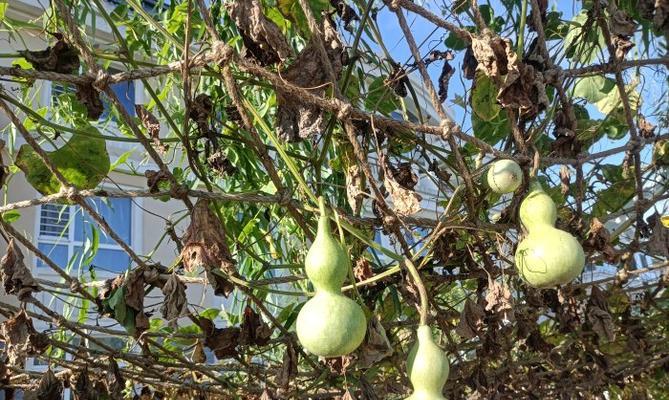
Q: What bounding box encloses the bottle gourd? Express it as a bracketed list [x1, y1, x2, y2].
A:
[405, 325, 449, 400]
[487, 159, 523, 194]
[295, 198, 367, 357]
[515, 181, 585, 288]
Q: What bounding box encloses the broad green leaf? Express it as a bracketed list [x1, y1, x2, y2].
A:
[574, 76, 615, 104]
[110, 149, 135, 171]
[564, 10, 606, 63]
[471, 73, 501, 122]
[15, 127, 111, 195]
[1, 210, 21, 223]
[364, 76, 400, 115]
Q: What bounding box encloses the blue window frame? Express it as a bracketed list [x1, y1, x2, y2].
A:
[36, 198, 135, 274]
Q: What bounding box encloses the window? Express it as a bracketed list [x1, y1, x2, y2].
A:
[36, 197, 136, 275]
[51, 72, 136, 119]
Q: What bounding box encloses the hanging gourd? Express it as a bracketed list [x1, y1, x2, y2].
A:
[487, 159, 523, 194]
[515, 181, 585, 288]
[295, 197, 367, 357]
[405, 325, 450, 400]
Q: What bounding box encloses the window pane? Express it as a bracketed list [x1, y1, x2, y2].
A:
[101, 81, 135, 119]
[36, 243, 69, 268]
[39, 204, 70, 238]
[75, 197, 132, 245]
[73, 246, 130, 274]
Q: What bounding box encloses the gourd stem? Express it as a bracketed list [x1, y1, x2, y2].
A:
[404, 258, 429, 326]
[318, 196, 326, 217]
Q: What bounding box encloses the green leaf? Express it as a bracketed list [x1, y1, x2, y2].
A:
[1, 211, 21, 223]
[15, 127, 111, 195]
[574, 76, 615, 104]
[591, 165, 636, 217]
[110, 149, 135, 171]
[277, 0, 329, 36]
[564, 10, 606, 63]
[0, 1, 8, 22]
[471, 73, 501, 122]
[364, 76, 400, 115]
[199, 307, 221, 321]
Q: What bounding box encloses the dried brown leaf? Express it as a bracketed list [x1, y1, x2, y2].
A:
[345, 164, 365, 215]
[276, 17, 343, 141]
[25, 369, 62, 400]
[647, 213, 669, 258]
[471, 33, 513, 79]
[72, 367, 97, 400]
[357, 317, 393, 368]
[638, 116, 656, 138]
[587, 286, 615, 342]
[353, 258, 373, 282]
[1, 239, 39, 301]
[484, 278, 513, 318]
[19, 36, 80, 74]
[240, 306, 273, 346]
[0, 310, 48, 366]
[75, 83, 104, 120]
[144, 169, 170, 194]
[161, 273, 187, 326]
[181, 199, 237, 297]
[106, 357, 124, 398]
[136, 105, 167, 154]
[228, 0, 292, 65]
[192, 340, 207, 364]
[456, 299, 486, 339]
[276, 341, 298, 388]
[199, 318, 240, 360]
[383, 171, 422, 216]
[559, 165, 571, 196]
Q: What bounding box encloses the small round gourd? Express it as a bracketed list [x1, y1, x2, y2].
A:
[487, 159, 523, 194]
[515, 181, 585, 288]
[295, 198, 367, 357]
[405, 325, 449, 400]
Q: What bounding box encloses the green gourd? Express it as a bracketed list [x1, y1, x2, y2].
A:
[295, 198, 367, 357]
[405, 325, 449, 400]
[487, 159, 523, 194]
[515, 181, 585, 288]
[15, 127, 110, 196]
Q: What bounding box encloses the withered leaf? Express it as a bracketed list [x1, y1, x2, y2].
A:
[345, 164, 366, 215]
[559, 165, 571, 196]
[72, 367, 96, 400]
[609, 6, 637, 37]
[587, 286, 615, 342]
[382, 160, 422, 216]
[75, 83, 104, 120]
[277, 16, 344, 141]
[1, 239, 39, 301]
[19, 36, 80, 74]
[161, 273, 187, 326]
[326, 354, 355, 376]
[471, 33, 513, 79]
[27, 369, 62, 400]
[136, 105, 167, 154]
[456, 299, 486, 339]
[0, 310, 48, 366]
[341, 389, 357, 400]
[181, 199, 237, 297]
[276, 341, 298, 388]
[207, 151, 237, 177]
[647, 213, 669, 258]
[106, 357, 125, 398]
[332, 0, 360, 31]
[357, 317, 393, 368]
[0, 139, 8, 188]
[462, 46, 478, 80]
[438, 60, 454, 103]
[192, 340, 207, 364]
[228, 0, 292, 65]
[484, 278, 513, 319]
[353, 258, 373, 282]
[259, 389, 274, 400]
[124, 270, 148, 336]
[199, 318, 240, 359]
[497, 61, 549, 120]
[585, 218, 618, 263]
[638, 116, 656, 138]
[386, 62, 410, 98]
[144, 170, 170, 194]
[240, 306, 273, 346]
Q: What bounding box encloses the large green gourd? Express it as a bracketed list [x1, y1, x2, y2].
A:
[405, 325, 449, 400]
[295, 198, 367, 357]
[515, 181, 585, 288]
